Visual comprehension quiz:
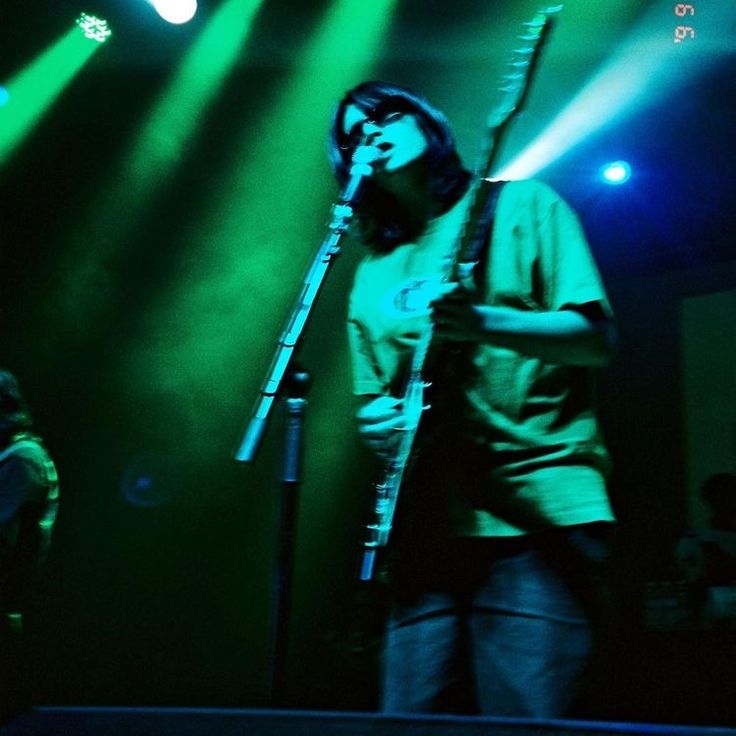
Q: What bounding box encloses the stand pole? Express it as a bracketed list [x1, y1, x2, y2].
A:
[235, 145, 380, 706]
[266, 368, 310, 707]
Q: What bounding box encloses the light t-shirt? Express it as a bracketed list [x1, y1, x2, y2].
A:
[348, 179, 615, 536]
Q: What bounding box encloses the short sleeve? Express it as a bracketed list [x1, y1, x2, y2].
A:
[347, 315, 386, 396]
[536, 185, 612, 316]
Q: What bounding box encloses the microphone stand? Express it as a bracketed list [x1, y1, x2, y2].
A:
[234, 145, 379, 707]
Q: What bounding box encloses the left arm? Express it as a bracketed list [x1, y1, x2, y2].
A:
[431, 285, 616, 367]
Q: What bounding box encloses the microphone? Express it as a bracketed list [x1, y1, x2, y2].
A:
[328, 141, 382, 234]
[340, 143, 382, 205]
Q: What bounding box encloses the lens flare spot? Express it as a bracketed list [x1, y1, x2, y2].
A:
[600, 160, 631, 185]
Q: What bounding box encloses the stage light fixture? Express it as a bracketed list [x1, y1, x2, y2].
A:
[151, 0, 198, 24]
[76, 13, 112, 43]
[600, 160, 631, 185]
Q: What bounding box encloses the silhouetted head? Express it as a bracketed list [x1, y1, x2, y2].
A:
[0, 369, 33, 445]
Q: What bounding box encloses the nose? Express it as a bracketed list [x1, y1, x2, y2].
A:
[361, 120, 382, 142]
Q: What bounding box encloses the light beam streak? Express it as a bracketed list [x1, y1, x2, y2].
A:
[495, 3, 732, 180]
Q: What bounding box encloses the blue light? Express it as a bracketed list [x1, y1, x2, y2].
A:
[121, 453, 179, 507]
[600, 160, 631, 185]
[0, 86, 9, 106]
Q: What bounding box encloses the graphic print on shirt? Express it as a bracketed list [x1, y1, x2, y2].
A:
[379, 274, 445, 321]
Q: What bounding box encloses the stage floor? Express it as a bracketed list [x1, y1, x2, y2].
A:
[2, 707, 736, 736]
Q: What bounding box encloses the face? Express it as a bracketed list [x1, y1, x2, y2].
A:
[341, 102, 429, 173]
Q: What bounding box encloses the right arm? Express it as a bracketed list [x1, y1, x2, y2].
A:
[355, 394, 406, 460]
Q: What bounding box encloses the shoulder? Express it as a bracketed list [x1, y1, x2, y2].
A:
[495, 178, 565, 209]
[0, 437, 52, 470]
[487, 180, 574, 239]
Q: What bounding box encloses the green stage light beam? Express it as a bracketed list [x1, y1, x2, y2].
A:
[46, 0, 263, 339]
[118, 0, 397, 455]
[0, 23, 104, 166]
[494, 2, 732, 181]
[167, 0, 399, 323]
[115, 0, 262, 218]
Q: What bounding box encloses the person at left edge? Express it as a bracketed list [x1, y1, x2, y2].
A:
[0, 370, 59, 720]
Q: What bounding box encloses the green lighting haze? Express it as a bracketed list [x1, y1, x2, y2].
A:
[125, 0, 263, 193]
[120, 0, 398, 446]
[45, 0, 264, 341]
[0, 27, 99, 166]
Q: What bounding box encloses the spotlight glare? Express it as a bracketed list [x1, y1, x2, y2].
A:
[152, 0, 198, 24]
[601, 160, 631, 185]
[0, 86, 9, 106]
[76, 13, 112, 43]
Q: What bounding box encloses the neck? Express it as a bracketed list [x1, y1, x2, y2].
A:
[373, 157, 438, 220]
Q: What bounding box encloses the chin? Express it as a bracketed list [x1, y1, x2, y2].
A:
[383, 152, 425, 174]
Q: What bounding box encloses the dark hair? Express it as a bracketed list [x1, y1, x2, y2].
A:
[0, 369, 33, 444]
[328, 81, 471, 252]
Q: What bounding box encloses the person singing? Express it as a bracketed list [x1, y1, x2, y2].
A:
[328, 81, 616, 717]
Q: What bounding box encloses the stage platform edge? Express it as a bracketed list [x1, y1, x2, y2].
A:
[2, 707, 736, 736]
